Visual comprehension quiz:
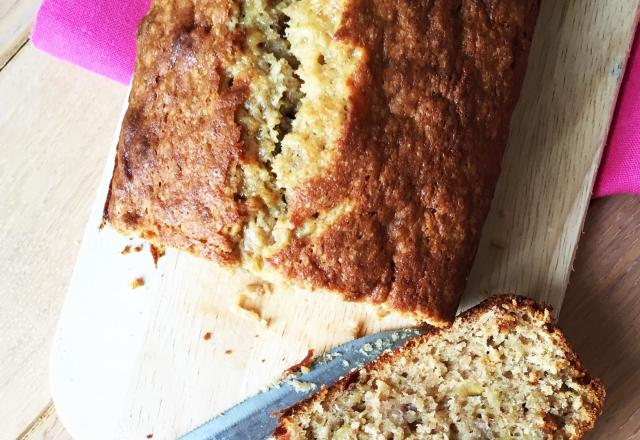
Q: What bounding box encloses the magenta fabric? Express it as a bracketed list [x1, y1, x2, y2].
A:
[31, 0, 639, 196]
[31, 0, 151, 85]
[593, 30, 640, 197]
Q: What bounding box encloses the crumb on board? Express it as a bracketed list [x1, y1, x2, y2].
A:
[122, 244, 144, 255]
[130, 277, 145, 289]
[351, 320, 367, 338]
[261, 358, 266, 363]
[225, 349, 233, 355]
[244, 281, 274, 297]
[283, 349, 315, 376]
[150, 244, 166, 267]
[146, 434, 153, 439]
[341, 360, 350, 368]
[236, 294, 271, 327]
[203, 332, 212, 341]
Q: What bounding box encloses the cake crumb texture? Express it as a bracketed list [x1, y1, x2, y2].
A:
[105, 0, 540, 325]
[275, 296, 605, 440]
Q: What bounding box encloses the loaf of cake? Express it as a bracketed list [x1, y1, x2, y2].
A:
[274, 296, 605, 439]
[104, 0, 540, 325]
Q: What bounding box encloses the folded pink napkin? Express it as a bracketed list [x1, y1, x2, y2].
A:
[593, 31, 640, 197]
[31, 0, 639, 196]
[32, 0, 151, 85]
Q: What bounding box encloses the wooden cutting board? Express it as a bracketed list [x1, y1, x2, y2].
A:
[50, 2, 639, 439]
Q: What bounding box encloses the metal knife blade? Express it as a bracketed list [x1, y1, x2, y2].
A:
[179, 327, 425, 440]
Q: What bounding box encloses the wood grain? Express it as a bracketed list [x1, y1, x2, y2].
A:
[19, 403, 72, 440]
[0, 0, 40, 67]
[0, 42, 126, 439]
[559, 195, 640, 439]
[462, 0, 640, 313]
[48, 1, 640, 439]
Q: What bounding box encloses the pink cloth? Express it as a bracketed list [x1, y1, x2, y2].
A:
[31, 0, 151, 85]
[31, 0, 639, 196]
[593, 30, 640, 197]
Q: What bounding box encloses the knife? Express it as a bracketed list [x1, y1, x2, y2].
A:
[179, 327, 426, 440]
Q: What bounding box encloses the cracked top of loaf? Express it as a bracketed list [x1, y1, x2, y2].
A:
[104, 0, 540, 325]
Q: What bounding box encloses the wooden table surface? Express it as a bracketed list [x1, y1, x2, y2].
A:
[0, 2, 638, 439]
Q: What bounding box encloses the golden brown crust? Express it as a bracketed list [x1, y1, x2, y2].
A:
[105, 0, 540, 324]
[268, 0, 540, 324]
[104, 0, 250, 264]
[274, 295, 606, 439]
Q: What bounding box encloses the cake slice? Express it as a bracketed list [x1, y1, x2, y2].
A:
[274, 296, 605, 439]
[103, 0, 541, 326]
